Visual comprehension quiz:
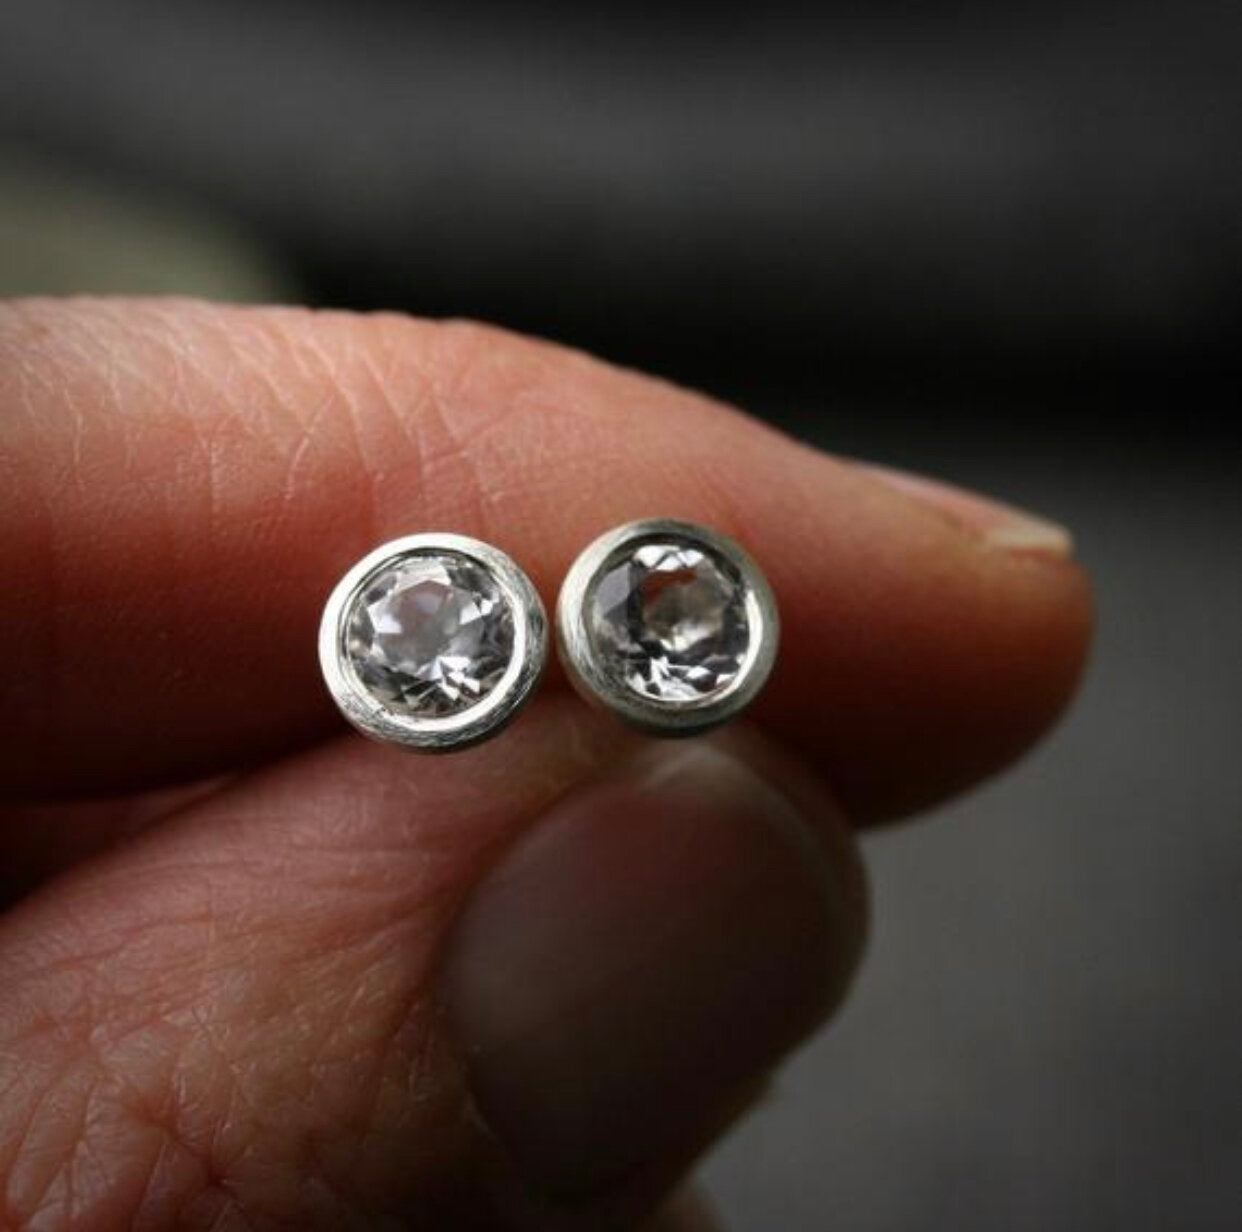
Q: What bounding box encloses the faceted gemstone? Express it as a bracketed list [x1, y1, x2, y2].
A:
[588, 539, 749, 702]
[345, 553, 514, 717]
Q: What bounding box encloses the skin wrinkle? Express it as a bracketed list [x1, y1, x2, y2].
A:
[323, 364, 384, 557]
[131, 1135, 213, 1232]
[271, 311, 435, 555]
[62, 1067, 134, 1228]
[188, 1168, 249, 1232]
[410, 324, 513, 549]
[63, 360, 93, 502]
[278, 394, 338, 513]
[267, 336, 369, 472]
[296, 1002, 419, 1226]
[10, 1067, 108, 1230]
[33, 479, 62, 756]
[132, 1110, 257, 1232]
[108, 1020, 197, 1156]
[186, 324, 336, 550]
[347, 315, 434, 473]
[0, 322, 54, 445]
[3, 1065, 73, 1221]
[107, 333, 173, 432]
[149, 439, 190, 749]
[197, 416, 223, 559]
[170, 1004, 266, 1181]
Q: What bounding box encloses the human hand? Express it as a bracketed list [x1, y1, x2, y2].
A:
[0, 301, 1091, 1230]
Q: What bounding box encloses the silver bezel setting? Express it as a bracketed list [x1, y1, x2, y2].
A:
[556, 518, 779, 736]
[319, 533, 548, 752]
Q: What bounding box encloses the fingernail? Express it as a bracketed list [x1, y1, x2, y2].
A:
[857, 462, 1074, 557]
[442, 742, 858, 1201]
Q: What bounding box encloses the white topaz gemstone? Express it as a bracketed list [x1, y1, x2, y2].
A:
[345, 553, 515, 718]
[588, 540, 749, 703]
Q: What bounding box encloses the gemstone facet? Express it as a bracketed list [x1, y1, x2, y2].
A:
[345, 552, 515, 717]
[587, 539, 750, 703]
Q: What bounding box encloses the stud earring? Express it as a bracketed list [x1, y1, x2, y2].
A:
[556, 519, 779, 736]
[319, 533, 547, 751]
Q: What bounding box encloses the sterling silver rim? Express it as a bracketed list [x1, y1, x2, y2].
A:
[319, 533, 548, 752]
[556, 519, 779, 735]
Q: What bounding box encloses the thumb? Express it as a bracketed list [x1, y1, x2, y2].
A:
[444, 728, 865, 1224]
[0, 699, 863, 1229]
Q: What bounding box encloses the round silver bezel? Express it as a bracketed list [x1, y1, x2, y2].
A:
[556, 518, 779, 736]
[318, 533, 548, 752]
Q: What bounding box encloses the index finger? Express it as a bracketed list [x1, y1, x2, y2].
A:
[0, 299, 1090, 818]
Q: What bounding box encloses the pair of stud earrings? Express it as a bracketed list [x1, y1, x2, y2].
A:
[318, 518, 779, 751]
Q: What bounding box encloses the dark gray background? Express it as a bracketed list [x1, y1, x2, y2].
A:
[2, 3, 1239, 1228]
[704, 419, 1241, 1232]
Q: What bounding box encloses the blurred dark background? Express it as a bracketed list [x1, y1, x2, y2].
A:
[2, 2, 1239, 1229]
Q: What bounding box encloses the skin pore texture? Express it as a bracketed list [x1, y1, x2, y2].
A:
[0, 300, 1091, 1230]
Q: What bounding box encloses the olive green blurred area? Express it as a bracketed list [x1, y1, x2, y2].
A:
[0, 153, 289, 301]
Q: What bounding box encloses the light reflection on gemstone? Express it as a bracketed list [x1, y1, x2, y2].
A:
[588, 540, 749, 702]
[345, 553, 514, 717]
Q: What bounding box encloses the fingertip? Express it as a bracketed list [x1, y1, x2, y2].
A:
[755, 456, 1095, 820]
